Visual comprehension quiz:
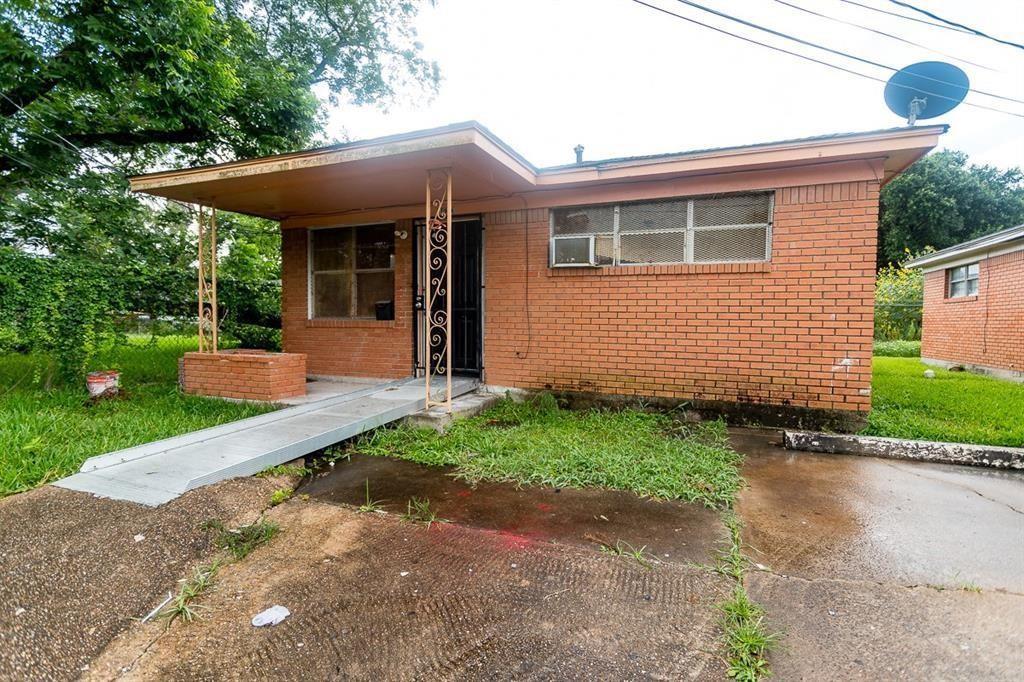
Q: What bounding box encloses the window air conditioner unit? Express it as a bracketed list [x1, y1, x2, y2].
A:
[551, 235, 598, 267]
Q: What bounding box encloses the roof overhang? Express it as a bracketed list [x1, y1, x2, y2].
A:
[130, 121, 946, 221]
[906, 224, 1024, 271]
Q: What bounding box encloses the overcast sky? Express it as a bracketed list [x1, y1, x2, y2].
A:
[324, 0, 1023, 170]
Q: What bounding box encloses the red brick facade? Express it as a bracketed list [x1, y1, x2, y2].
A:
[482, 181, 879, 415]
[279, 180, 880, 418]
[182, 350, 306, 402]
[921, 249, 1024, 375]
[280, 220, 414, 378]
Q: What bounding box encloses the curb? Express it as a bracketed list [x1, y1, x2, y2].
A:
[783, 431, 1024, 470]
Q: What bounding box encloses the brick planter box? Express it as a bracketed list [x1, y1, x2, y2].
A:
[181, 349, 307, 402]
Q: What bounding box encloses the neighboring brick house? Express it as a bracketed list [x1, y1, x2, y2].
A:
[131, 121, 944, 427]
[907, 224, 1024, 382]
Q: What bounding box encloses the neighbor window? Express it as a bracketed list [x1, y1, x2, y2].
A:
[947, 262, 979, 298]
[310, 224, 395, 318]
[550, 193, 772, 267]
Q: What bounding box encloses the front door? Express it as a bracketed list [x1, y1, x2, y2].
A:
[416, 218, 483, 377]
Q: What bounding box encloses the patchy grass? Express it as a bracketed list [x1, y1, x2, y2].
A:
[0, 336, 274, 497]
[716, 512, 779, 681]
[357, 479, 386, 514]
[867, 357, 1024, 446]
[354, 395, 743, 509]
[258, 462, 311, 478]
[203, 518, 279, 560]
[159, 560, 221, 626]
[872, 339, 921, 357]
[401, 497, 446, 528]
[598, 539, 655, 569]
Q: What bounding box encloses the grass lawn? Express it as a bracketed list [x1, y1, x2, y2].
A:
[866, 357, 1024, 447]
[354, 395, 744, 509]
[0, 336, 274, 497]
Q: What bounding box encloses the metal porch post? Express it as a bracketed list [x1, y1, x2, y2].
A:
[425, 168, 452, 412]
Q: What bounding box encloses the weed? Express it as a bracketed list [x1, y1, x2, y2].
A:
[357, 479, 386, 514]
[203, 517, 279, 560]
[960, 582, 982, 593]
[269, 487, 293, 507]
[258, 462, 310, 478]
[401, 497, 446, 528]
[714, 511, 779, 681]
[159, 560, 220, 626]
[599, 540, 655, 569]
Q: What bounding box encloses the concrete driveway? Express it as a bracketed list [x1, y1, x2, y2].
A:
[732, 429, 1024, 680]
[2, 430, 1021, 680]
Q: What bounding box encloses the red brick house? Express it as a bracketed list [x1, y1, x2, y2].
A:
[907, 224, 1024, 382]
[131, 121, 944, 427]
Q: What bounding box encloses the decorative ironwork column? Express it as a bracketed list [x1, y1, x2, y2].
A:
[425, 168, 452, 411]
[197, 205, 218, 353]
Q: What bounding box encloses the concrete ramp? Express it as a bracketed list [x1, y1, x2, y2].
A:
[56, 377, 477, 506]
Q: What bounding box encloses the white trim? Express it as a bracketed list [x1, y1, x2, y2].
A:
[919, 241, 1024, 273]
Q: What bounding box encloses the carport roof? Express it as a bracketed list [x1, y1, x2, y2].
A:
[129, 120, 946, 220]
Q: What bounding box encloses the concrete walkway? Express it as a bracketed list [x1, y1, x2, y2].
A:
[732, 429, 1024, 680]
[55, 376, 477, 506]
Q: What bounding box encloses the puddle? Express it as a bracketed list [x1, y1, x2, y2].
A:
[301, 453, 726, 564]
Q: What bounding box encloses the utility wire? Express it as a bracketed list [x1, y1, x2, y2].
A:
[771, 0, 996, 71]
[668, 0, 1024, 104]
[627, 0, 1024, 118]
[889, 0, 1024, 51]
[840, 0, 970, 34]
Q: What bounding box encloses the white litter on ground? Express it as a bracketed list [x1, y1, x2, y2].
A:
[252, 605, 291, 627]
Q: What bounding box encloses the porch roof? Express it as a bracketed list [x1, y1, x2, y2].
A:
[129, 121, 946, 220]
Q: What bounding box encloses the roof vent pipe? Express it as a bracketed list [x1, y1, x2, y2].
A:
[573, 144, 584, 164]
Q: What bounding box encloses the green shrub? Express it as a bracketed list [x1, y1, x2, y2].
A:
[224, 322, 281, 351]
[874, 261, 923, 341]
[0, 325, 21, 354]
[873, 340, 921, 357]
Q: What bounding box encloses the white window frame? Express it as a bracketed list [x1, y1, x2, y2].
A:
[308, 222, 396, 319]
[946, 262, 979, 299]
[549, 193, 773, 267]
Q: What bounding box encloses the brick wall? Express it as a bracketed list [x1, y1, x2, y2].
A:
[482, 181, 880, 414]
[921, 249, 1024, 373]
[182, 350, 306, 402]
[280, 221, 414, 378]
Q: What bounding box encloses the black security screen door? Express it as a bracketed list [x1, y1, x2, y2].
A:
[417, 218, 483, 376]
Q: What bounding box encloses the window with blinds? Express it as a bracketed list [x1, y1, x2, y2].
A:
[550, 193, 772, 267]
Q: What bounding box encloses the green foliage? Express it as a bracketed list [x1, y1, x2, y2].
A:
[159, 561, 221, 625]
[873, 340, 921, 357]
[879, 151, 1024, 267]
[866, 358, 1024, 447]
[1, 0, 437, 190]
[874, 260, 923, 341]
[203, 517, 280, 560]
[0, 336, 273, 496]
[353, 395, 744, 509]
[224, 322, 281, 352]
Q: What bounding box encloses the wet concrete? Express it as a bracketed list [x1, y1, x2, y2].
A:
[87, 500, 730, 680]
[731, 428, 1024, 680]
[302, 453, 727, 565]
[732, 428, 1024, 592]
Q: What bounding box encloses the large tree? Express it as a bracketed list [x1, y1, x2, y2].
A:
[0, 0, 437, 191]
[879, 150, 1024, 267]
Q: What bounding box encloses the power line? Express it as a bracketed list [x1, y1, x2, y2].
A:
[626, 0, 1024, 118]
[840, 0, 970, 34]
[771, 0, 996, 71]
[889, 0, 1024, 51]
[668, 0, 1024, 105]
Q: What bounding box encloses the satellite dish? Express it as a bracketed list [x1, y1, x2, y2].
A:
[885, 61, 969, 125]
